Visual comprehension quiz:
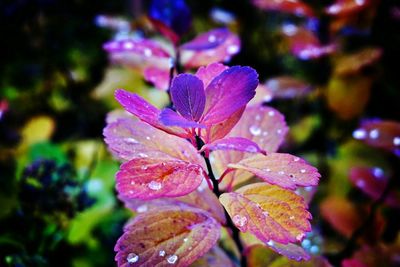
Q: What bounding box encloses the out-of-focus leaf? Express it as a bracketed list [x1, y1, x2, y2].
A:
[265, 76, 312, 99]
[181, 29, 241, 69]
[325, 0, 370, 17]
[114, 205, 220, 266]
[19, 116, 55, 149]
[220, 183, 311, 244]
[326, 75, 372, 120]
[333, 48, 382, 76]
[252, 0, 315, 17]
[227, 153, 320, 190]
[349, 167, 400, 207]
[352, 120, 400, 155]
[320, 196, 362, 237]
[289, 115, 321, 145]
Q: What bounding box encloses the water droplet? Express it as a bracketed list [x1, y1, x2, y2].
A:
[141, 166, 148, 170]
[276, 129, 282, 134]
[310, 245, 320, 254]
[227, 45, 239, 54]
[394, 137, 400, 146]
[136, 205, 147, 213]
[282, 24, 298, 36]
[300, 169, 306, 173]
[183, 238, 188, 242]
[148, 181, 162, 191]
[123, 42, 134, 50]
[264, 168, 271, 172]
[278, 171, 285, 175]
[356, 179, 365, 188]
[268, 110, 275, 116]
[166, 254, 178, 264]
[267, 240, 274, 246]
[296, 233, 305, 241]
[262, 131, 269, 136]
[293, 157, 300, 162]
[125, 137, 139, 144]
[144, 48, 152, 57]
[208, 34, 216, 42]
[145, 136, 151, 140]
[249, 125, 261, 136]
[127, 253, 139, 263]
[289, 216, 295, 220]
[355, 0, 365, 5]
[301, 239, 311, 249]
[369, 129, 379, 139]
[263, 211, 269, 217]
[246, 146, 258, 153]
[159, 250, 166, 257]
[373, 167, 384, 178]
[138, 153, 148, 158]
[232, 215, 248, 228]
[130, 181, 136, 185]
[353, 129, 367, 139]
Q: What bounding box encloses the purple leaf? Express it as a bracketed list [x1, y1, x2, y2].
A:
[159, 108, 206, 128]
[170, 74, 206, 121]
[143, 67, 170, 91]
[181, 28, 230, 50]
[201, 66, 259, 125]
[201, 137, 266, 154]
[195, 63, 228, 88]
[114, 89, 188, 138]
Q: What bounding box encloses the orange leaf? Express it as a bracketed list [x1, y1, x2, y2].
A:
[115, 206, 221, 266]
[220, 183, 312, 244]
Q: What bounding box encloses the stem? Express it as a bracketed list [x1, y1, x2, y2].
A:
[325, 175, 395, 265]
[195, 136, 247, 267]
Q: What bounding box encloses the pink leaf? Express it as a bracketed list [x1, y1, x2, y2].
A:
[159, 108, 206, 128]
[220, 183, 312, 244]
[213, 105, 288, 187]
[123, 186, 226, 224]
[170, 74, 206, 121]
[181, 29, 241, 68]
[201, 137, 266, 154]
[227, 153, 320, 190]
[265, 76, 312, 99]
[201, 66, 258, 125]
[252, 0, 315, 17]
[115, 205, 220, 266]
[143, 67, 170, 91]
[325, 0, 370, 16]
[104, 118, 203, 165]
[349, 167, 400, 207]
[352, 120, 400, 156]
[181, 28, 230, 50]
[116, 158, 205, 200]
[195, 63, 228, 88]
[114, 89, 188, 138]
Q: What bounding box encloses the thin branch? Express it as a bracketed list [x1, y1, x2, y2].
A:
[195, 135, 247, 267]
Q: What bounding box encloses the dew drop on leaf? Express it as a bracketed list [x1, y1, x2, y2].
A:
[300, 169, 306, 173]
[249, 125, 261, 136]
[394, 137, 400, 146]
[148, 181, 162, 190]
[159, 250, 166, 257]
[127, 253, 139, 263]
[296, 233, 306, 241]
[166, 254, 178, 264]
[124, 137, 139, 144]
[232, 214, 248, 228]
[136, 205, 148, 213]
[352, 129, 367, 139]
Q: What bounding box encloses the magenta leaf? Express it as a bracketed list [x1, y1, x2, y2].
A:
[201, 137, 266, 154]
[116, 158, 205, 200]
[201, 66, 258, 125]
[114, 89, 188, 137]
[170, 74, 206, 121]
[159, 108, 206, 128]
[181, 28, 230, 50]
[227, 153, 320, 190]
[220, 183, 312, 244]
[103, 118, 203, 164]
[103, 39, 170, 57]
[115, 205, 220, 267]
